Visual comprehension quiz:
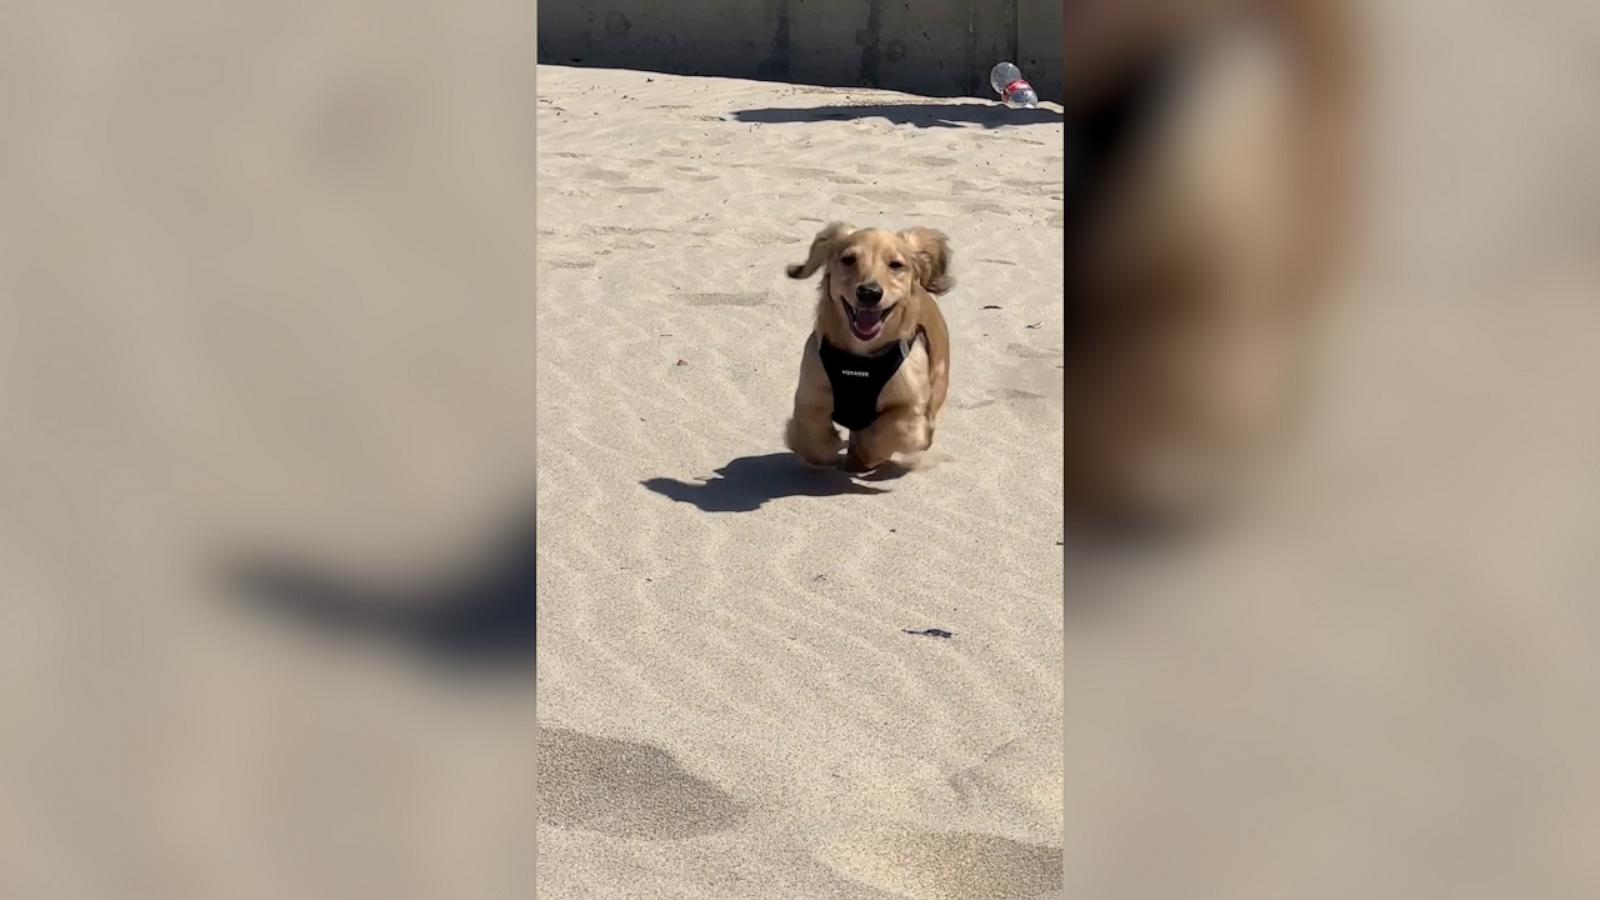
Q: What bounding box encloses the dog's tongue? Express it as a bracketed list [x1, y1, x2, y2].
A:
[855, 308, 882, 329]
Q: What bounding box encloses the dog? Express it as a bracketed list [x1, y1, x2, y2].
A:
[1060, 0, 1362, 527]
[782, 224, 954, 473]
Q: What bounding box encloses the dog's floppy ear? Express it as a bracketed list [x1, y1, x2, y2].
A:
[901, 227, 954, 294]
[786, 222, 855, 279]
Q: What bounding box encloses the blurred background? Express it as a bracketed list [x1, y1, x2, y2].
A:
[1, 0, 1597, 897]
[1062, 0, 1600, 898]
[0, 0, 536, 896]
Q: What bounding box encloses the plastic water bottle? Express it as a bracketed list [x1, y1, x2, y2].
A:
[989, 61, 1039, 109]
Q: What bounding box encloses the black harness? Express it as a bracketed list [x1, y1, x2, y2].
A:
[818, 329, 925, 431]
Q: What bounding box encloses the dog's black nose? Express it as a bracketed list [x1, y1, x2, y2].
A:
[855, 283, 884, 306]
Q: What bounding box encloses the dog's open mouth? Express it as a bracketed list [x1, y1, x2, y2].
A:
[843, 300, 890, 341]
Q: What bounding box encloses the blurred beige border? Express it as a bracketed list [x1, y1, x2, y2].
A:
[1, 0, 540, 896]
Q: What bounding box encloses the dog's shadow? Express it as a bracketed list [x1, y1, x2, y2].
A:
[641, 452, 900, 513]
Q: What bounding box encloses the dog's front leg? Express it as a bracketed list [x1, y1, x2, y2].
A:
[786, 336, 842, 466]
[786, 400, 842, 466]
[846, 406, 927, 471]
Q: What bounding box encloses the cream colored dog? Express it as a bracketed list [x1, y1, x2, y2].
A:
[783, 224, 954, 472]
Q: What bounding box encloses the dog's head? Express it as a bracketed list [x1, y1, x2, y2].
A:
[787, 223, 953, 343]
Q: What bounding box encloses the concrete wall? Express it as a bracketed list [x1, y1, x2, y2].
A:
[537, 0, 1062, 102]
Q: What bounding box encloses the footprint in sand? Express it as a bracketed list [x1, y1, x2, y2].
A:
[946, 728, 1064, 836]
[819, 827, 1062, 900]
[538, 726, 746, 839]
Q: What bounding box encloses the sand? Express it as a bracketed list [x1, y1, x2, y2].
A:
[535, 66, 1066, 898]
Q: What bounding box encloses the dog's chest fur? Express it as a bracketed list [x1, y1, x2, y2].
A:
[875, 333, 931, 414]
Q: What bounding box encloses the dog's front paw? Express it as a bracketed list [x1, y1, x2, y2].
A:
[842, 440, 878, 474]
[786, 418, 842, 466]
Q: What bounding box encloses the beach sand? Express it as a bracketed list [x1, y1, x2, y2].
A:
[535, 66, 1066, 898]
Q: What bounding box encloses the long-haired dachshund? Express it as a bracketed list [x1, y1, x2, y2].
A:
[783, 224, 954, 473]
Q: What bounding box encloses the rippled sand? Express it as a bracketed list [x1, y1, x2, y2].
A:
[536, 65, 1066, 899]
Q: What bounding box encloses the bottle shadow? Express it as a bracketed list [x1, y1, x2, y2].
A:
[731, 102, 1062, 130]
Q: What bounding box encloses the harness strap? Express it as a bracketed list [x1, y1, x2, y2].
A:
[818, 328, 927, 431]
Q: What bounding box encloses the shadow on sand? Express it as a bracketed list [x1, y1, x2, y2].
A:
[731, 102, 1062, 130]
[221, 507, 537, 676]
[641, 452, 893, 513]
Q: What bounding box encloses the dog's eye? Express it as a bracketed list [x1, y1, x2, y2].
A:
[840, 254, 856, 266]
[889, 259, 906, 270]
